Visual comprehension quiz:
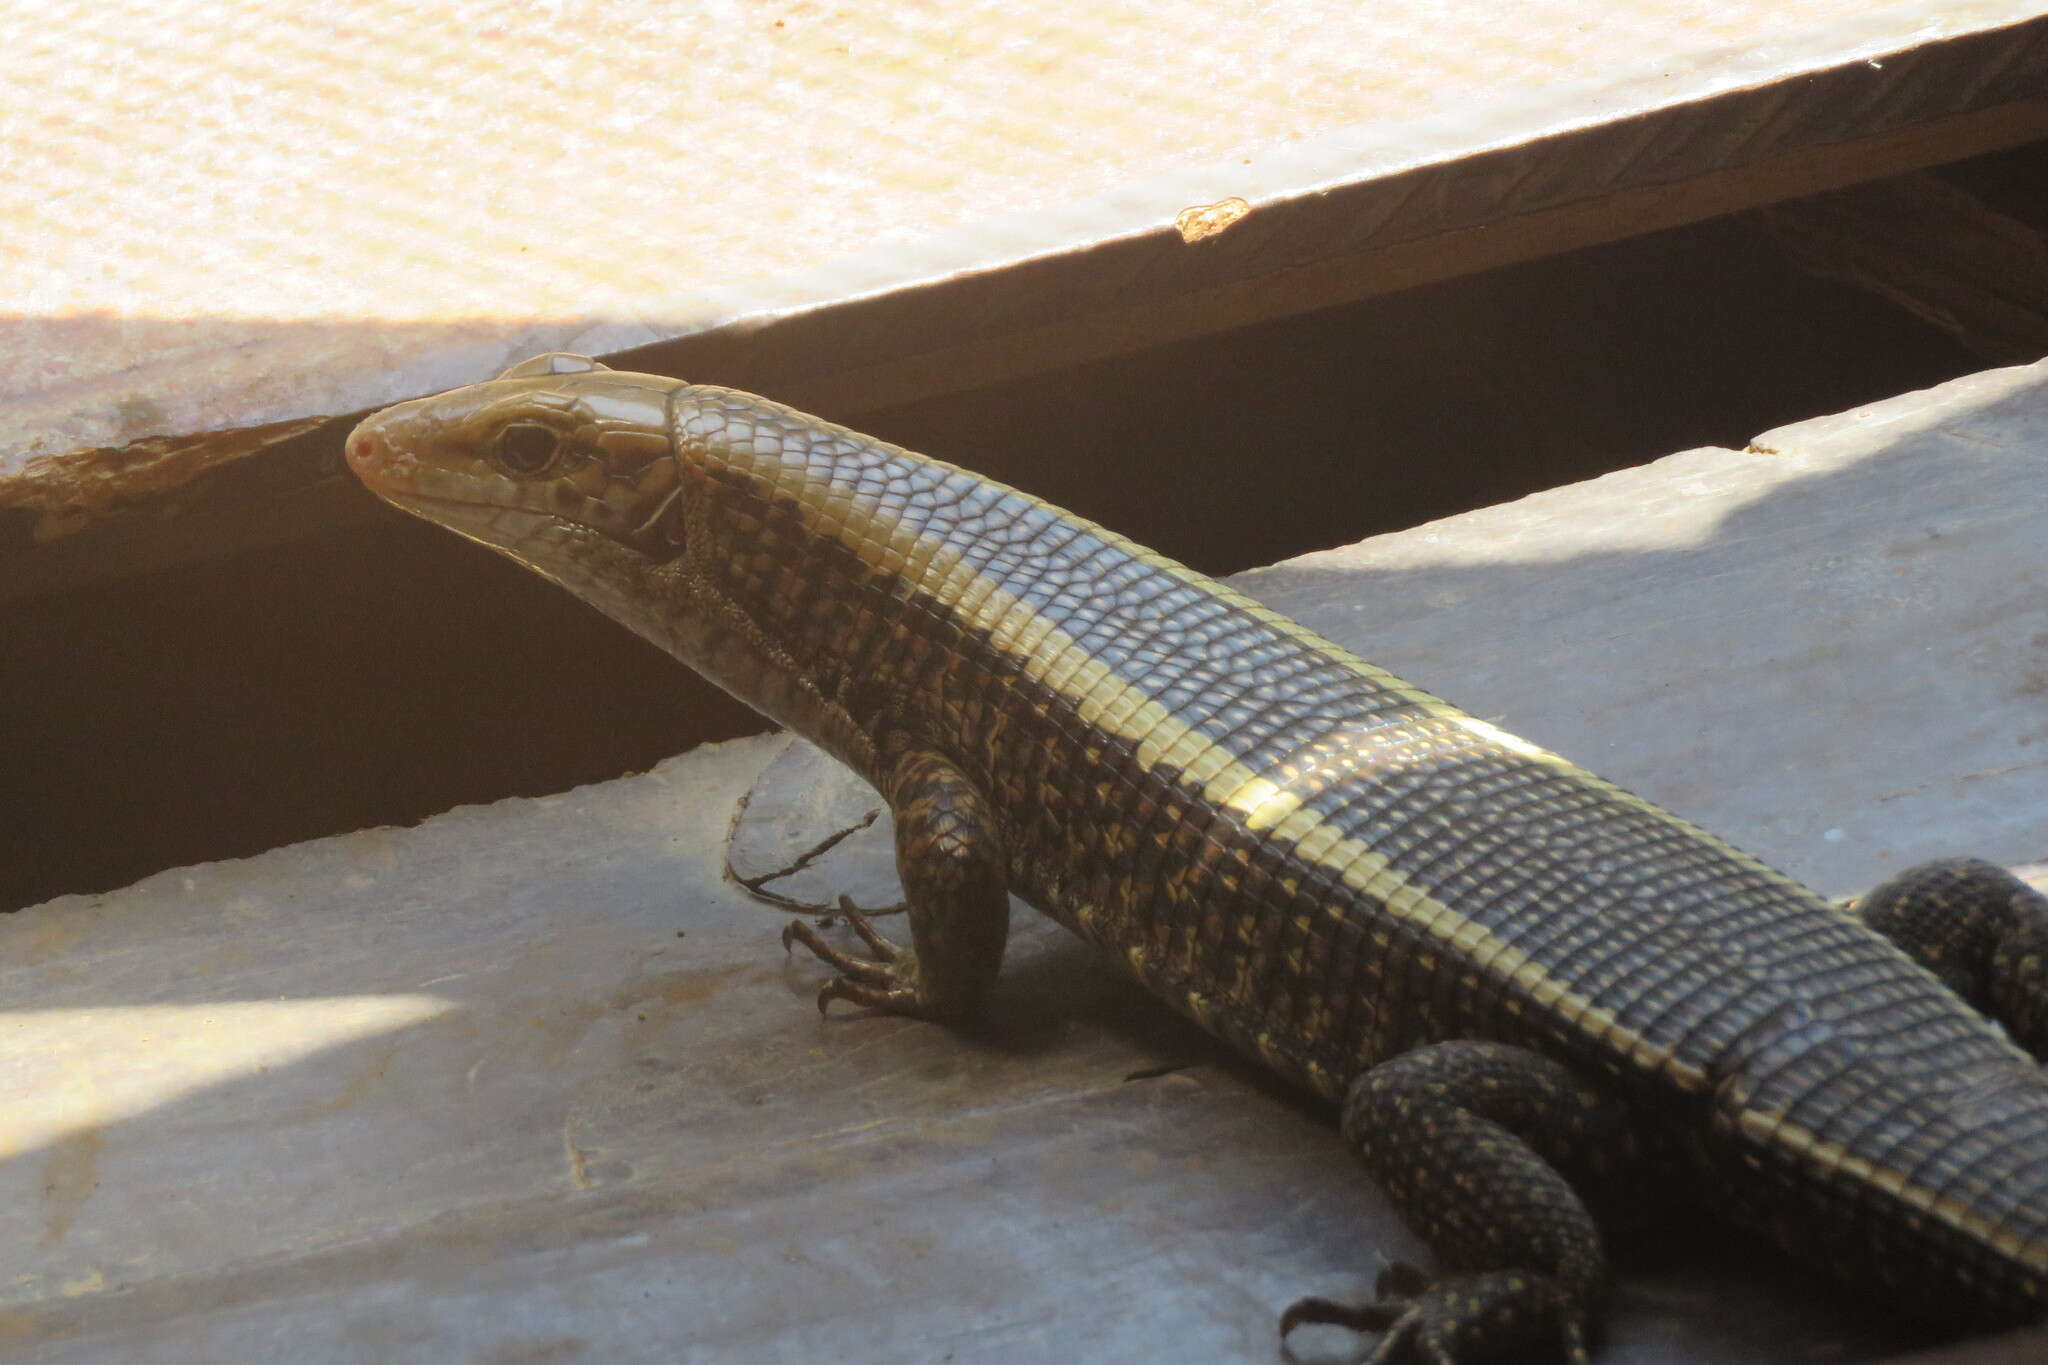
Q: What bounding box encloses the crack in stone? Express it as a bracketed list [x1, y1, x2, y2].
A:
[727, 804, 890, 912]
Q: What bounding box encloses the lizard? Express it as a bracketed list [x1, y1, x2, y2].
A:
[345, 352, 2048, 1363]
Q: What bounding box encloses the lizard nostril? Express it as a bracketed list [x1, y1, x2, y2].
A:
[346, 430, 383, 472]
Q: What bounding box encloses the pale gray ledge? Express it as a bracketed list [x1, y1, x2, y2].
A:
[4, 360, 2046, 1363]
[1239, 356, 2048, 900]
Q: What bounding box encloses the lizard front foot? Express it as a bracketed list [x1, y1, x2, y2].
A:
[781, 897, 928, 1017]
[1281, 1265, 1590, 1365]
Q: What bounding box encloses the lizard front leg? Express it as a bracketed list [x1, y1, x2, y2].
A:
[1856, 858, 2048, 1058]
[782, 747, 1010, 1023]
[1286, 1041, 1657, 1365]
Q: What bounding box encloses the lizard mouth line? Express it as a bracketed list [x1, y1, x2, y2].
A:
[375, 487, 522, 516]
[371, 481, 560, 524]
[374, 485, 642, 553]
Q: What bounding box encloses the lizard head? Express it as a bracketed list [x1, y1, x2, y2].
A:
[346, 354, 690, 567]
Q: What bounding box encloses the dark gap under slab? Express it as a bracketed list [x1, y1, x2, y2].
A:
[3, 147, 2036, 912]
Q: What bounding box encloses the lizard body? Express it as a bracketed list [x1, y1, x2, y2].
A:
[346, 354, 2048, 1361]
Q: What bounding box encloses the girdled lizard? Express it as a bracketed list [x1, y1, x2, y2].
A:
[346, 353, 2048, 1363]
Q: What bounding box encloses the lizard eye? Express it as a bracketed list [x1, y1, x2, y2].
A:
[494, 423, 562, 476]
[498, 353, 608, 379]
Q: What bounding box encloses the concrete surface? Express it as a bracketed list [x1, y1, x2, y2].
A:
[1239, 358, 2048, 898]
[5, 359, 2048, 1361]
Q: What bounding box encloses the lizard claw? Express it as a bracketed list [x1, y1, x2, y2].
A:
[782, 901, 922, 1016]
[816, 974, 920, 1015]
[780, 919, 895, 984]
[1280, 1294, 1406, 1357]
[833, 894, 902, 961]
[1280, 1270, 1588, 1365]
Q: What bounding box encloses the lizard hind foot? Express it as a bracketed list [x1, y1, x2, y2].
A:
[1280, 1270, 1590, 1365]
[780, 898, 925, 1016]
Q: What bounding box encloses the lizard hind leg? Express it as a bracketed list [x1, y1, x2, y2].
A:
[781, 747, 1010, 1024]
[1282, 1269, 1588, 1365]
[1856, 858, 2048, 1058]
[1283, 1041, 1651, 1365]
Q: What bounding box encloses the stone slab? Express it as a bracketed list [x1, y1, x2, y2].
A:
[2, 738, 1992, 1365]
[6, 2, 2048, 536]
[1239, 358, 2048, 898]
